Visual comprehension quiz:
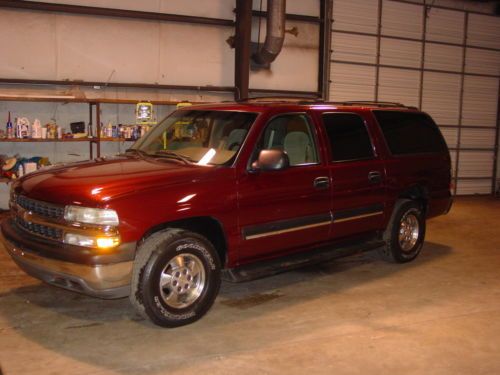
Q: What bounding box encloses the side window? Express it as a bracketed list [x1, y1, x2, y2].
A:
[373, 111, 447, 155]
[322, 113, 374, 162]
[254, 114, 319, 166]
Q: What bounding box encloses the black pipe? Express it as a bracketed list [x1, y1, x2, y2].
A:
[0, 0, 235, 27]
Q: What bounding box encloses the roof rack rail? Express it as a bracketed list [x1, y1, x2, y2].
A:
[238, 96, 322, 103]
[336, 101, 407, 108]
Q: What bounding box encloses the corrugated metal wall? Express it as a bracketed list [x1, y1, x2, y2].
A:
[330, 0, 500, 195]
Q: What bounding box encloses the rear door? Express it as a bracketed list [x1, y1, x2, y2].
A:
[319, 111, 388, 239]
[237, 112, 332, 263]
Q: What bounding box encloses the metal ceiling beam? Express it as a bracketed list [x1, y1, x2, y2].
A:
[0, 78, 236, 93]
[0, 0, 235, 27]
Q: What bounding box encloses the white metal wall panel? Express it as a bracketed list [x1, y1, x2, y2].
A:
[426, 8, 465, 44]
[381, 0, 423, 39]
[456, 180, 492, 195]
[457, 151, 494, 178]
[421, 72, 461, 125]
[460, 128, 497, 149]
[467, 14, 500, 50]
[329, 0, 499, 195]
[439, 127, 458, 149]
[250, 18, 319, 92]
[462, 76, 499, 127]
[331, 0, 379, 34]
[330, 63, 376, 101]
[378, 68, 420, 107]
[0, 9, 57, 79]
[380, 38, 422, 68]
[331, 33, 377, 64]
[465, 48, 500, 76]
[425, 43, 462, 72]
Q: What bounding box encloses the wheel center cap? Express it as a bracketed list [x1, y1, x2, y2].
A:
[173, 267, 193, 289]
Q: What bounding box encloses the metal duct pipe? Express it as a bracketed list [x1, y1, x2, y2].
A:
[252, 0, 286, 65]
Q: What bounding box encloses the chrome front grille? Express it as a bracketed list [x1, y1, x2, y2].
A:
[16, 195, 65, 220]
[15, 216, 63, 240]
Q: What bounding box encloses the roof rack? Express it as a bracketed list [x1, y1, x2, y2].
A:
[237, 96, 321, 103]
[334, 101, 407, 107]
[234, 97, 417, 109]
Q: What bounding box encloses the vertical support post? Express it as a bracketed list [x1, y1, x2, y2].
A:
[318, 0, 332, 100]
[492, 79, 500, 195]
[418, 1, 428, 110]
[95, 102, 101, 158]
[374, 0, 383, 101]
[88, 103, 93, 160]
[454, 12, 469, 195]
[234, 0, 252, 100]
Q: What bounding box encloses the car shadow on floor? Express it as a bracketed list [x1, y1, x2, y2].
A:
[0, 241, 452, 374]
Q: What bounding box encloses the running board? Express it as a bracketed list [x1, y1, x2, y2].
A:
[222, 236, 385, 283]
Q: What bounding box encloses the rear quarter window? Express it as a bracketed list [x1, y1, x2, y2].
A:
[373, 111, 448, 155]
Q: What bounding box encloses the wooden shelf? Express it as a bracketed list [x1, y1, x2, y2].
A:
[0, 137, 137, 143]
[0, 96, 176, 159]
[0, 138, 96, 142]
[100, 138, 135, 142]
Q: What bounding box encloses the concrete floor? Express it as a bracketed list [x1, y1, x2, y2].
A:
[0, 197, 499, 375]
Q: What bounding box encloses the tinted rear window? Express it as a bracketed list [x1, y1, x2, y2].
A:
[322, 113, 374, 161]
[373, 111, 447, 155]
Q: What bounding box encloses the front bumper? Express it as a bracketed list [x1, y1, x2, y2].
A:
[1, 218, 135, 299]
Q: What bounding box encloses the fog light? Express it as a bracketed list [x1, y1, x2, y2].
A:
[96, 237, 120, 249]
[64, 233, 120, 249]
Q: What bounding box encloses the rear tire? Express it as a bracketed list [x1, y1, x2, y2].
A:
[130, 229, 221, 327]
[378, 199, 426, 263]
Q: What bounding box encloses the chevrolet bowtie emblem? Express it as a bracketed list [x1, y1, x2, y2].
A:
[20, 209, 33, 223]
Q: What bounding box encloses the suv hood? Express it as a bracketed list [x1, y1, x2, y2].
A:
[17, 155, 215, 207]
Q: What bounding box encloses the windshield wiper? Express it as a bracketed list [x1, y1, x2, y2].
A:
[125, 148, 148, 157]
[153, 150, 193, 164]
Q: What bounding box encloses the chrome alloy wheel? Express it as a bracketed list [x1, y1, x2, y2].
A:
[159, 254, 206, 309]
[398, 212, 420, 252]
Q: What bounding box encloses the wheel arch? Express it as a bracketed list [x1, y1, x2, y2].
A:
[140, 216, 228, 267]
[398, 184, 429, 214]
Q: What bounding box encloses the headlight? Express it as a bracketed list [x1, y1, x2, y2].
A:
[64, 206, 119, 226]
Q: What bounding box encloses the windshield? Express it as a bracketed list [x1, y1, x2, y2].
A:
[130, 110, 257, 165]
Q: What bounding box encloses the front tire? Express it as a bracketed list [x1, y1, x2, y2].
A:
[379, 199, 426, 263]
[130, 229, 221, 327]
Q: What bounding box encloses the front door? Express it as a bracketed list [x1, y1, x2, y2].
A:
[237, 113, 332, 264]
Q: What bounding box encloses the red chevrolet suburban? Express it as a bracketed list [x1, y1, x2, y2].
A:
[1, 99, 452, 327]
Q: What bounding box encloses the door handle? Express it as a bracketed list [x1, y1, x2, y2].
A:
[314, 176, 330, 189]
[368, 171, 382, 184]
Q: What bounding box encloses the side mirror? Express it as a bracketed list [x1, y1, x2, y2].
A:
[251, 149, 290, 171]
